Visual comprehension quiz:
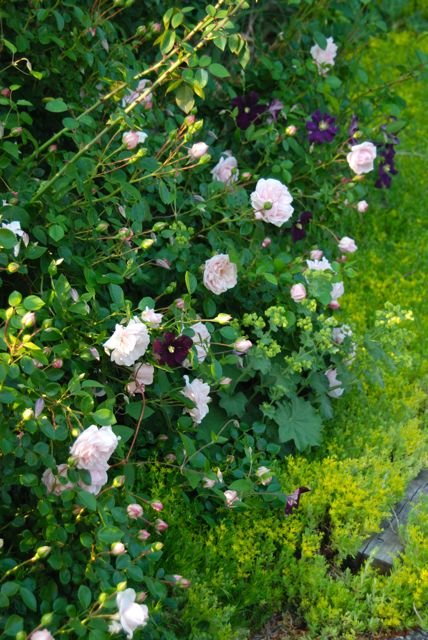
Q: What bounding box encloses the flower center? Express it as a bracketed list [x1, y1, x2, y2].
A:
[384, 164, 390, 172]
[319, 120, 329, 131]
[263, 201, 273, 210]
[244, 107, 251, 113]
[168, 345, 175, 353]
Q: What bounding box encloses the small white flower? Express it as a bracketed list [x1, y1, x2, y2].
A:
[117, 589, 149, 639]
[224, 489, 239, 507]
[338, 237, 357, 254]
[306, 257, 333, 271]
[211, 154, 239, 184]
[141, 306, 163, 327]
[310, 37, 338, 75]
[331, 281, 345, 302]
[182, 375, 211, 424]
[188, 142, 209, 160]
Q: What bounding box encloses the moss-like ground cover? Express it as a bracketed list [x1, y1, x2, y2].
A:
[146, 31, 428, 640]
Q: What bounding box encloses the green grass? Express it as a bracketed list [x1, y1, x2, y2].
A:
[145, 31, 428, 640]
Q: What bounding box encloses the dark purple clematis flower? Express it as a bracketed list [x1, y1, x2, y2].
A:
[153, 332, 193, 367]
[348, 114, 359, 144]
[375, 144, 398, 189]
[267, 98, 284, 123]
[285, 486, 311, 516]
[306, 110, 338, 144]
[231, 92, 267, 130]
[290, 210, 313, 242]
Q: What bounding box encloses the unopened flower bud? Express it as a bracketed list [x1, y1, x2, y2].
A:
[22, 311, 36, 328]
[48, 144, 58, 152]
[34, 398, 45, 417]
[155, 519, 168, 532]
[98, 592, 108, 603]
[234, 338, 252, 354]
[35, 545, 51, 559]
[188, 142, 209, 160]
[261, 237, 271, 248]
[127, 503, 143, 519]
[165, 453, 176, 463]
[203, 477, 216, 488]
[7, 262, 20, 273]
[174, 298, 185, 310]
[241, 171, 252, 180]
[213, 313, 232, 324]
[22, 408, 34, 421]
[151, 501, 163, 512]
[290, 283, 306, 302]
[185, 115, 196, 126]
[89, 347, 100, 360]
[157, 434, 168, 441]
[329, 301, 340, 310]
[219, 377, 232, 386]
[152, 22, 162, 33]
[141, 238, 155, 249]
[116, 581, 127, 591]
[118, 227, 133, 241]
[151, 541, 164, 552]
[138, 529, 151, 541]
[357, 200, 368, 213]
[113, 475, 125, 488]
[1, 88, 11, 97]
[12, 127, 22, 136]
[111, 542, 126, 555]
[136, 591, 147, 602]
[96, 222, 108, 232]
[285, 125, 297, 136]
[52, 358, 63, 369]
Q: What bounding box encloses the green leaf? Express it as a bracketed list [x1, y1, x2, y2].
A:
[76, 489, 97, 511]
[4, 615, 23, 636]
[45, 99, 68, 113]
[185, 271, 197, 295]
[208, 62, 230, 78]
[23, 295, 45, 310]
[20, 586, 37, 611]
[48, 224, 65, 241]
[97, 526, 123, 545]
[175, 83, 194, 113]
[219, 392, 247, 417]
[228, 478, 253, 494]
[92, 408, 116, 426]
[313, 31, 327, 49]
[8, 291, 22, 306]
[273, 397, 322, 451]
[160, 30, 176, 55]
[263, 273, 277, 286]
[78, 585, 92, 609]
[0, 229, 17, 250]
[180, 433, 196, 457]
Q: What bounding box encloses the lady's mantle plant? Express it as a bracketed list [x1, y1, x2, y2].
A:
[0, 0, 420, 637]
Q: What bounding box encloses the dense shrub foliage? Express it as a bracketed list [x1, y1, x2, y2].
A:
[0, 1, 426, 638]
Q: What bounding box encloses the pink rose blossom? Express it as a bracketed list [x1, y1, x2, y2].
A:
[325, 368, 344, 398]
[250, 178, 294, 227]
[79, 465, 109, 495]
[211, 154, 239, 184]
[122, 79, 153, 108]
[138, 529, 151, 541]
[203, 254, 237, 295]
[346, 141, 377, 175]
[306, 257, 333, 271]
[338, 236, 358, 254]
[310, 249, 323, 260]
[310, 37, 338, 75]
[188, 142, 209, 160]
[42, 464, 74, 496]
[182, 375, 211, 424]
[203, 477, 216, 488]
[117, 588, 149, 638]
[331, 281, 345, 302]
[70, 425, 119, 471]
[122, 131, 148, 150]
[357, 200, 369, 213]
[290, 284, 306, 302]
[185, 322, 211, 365]
[127, 363, 154, 396]
[141, 307, 163, 326]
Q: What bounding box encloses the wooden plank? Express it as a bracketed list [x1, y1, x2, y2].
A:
[357, 469, 428, 573]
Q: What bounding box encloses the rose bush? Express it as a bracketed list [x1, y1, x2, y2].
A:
[0, 0, 424, 637]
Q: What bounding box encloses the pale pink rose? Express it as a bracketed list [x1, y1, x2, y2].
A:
[79, 466, 109, 495]
[325, 368, 344, 398]
[261, 237, 272, 248]
[185, 322, 211, 365]
[357, 200, 369, 213]
[141, 307, 163, 326]
[310, 37, 338, 75]
[127, 363, 154, 395]
[122, 131, 147, 150]
[290, 283, 306, 302]
[104, 317, 150, 367]
[331, 281, 345, 302]
[70, 425, 119, 471]
[202, 477, 216, 488]
[155, 518, 168, 532]
[122, 79, 153, 107]
[332, 325, 352, 344]
[256, 466, 272, 486]
[127, 503, 143, 519]
[224, 489, 238, 507]
[2, 220, 25, 256]
[338, 236, 357, 254]
[42, 464, 74, 496]
[310, 249, 323, 260]
[285, 125, 297, 136]
[188, 142, 209, 160]
[111, 542, 126, 555]
[117, 589, 149, 639]
[234, 338, 252, 353]
[219, 377, 232, 385]
[250, 178, 294, 227]
[31, 630, 54, 640]
[306, 257, 333, 271]
[346, 141, 377, 175]
[182, 375, 211, 424]
[211, 154, 239, 184]
[203, 254, 237, 295]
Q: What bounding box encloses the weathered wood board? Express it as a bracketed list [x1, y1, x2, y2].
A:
[358, 469, 428, 573]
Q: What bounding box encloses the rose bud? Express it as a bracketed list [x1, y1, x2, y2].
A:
[188, 142, 209, 160]
[285, 125, 297, 136]
[329, 301, 341, 310]
[151, 501, 164, 512]
[234, 338, 252, 354]
[127, 503, 143, 519]
[122, 131, 140, 150]
[290, 283, 306, 302]
[155, 518, 168, 532]
[357, 200, 369, 213]
[224, 490, 238, 507]
[203, 477, 216, 488]
[52, 358, 63, 369]
[261, 237, 272, 248]
[22, 311, 36, 328]
[1, 88, 11, 97]
[111, 542, 126, 555]
[138, 529, 151, 541]
[337, 236, 357, 254]
[175, 298, 185, 309]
